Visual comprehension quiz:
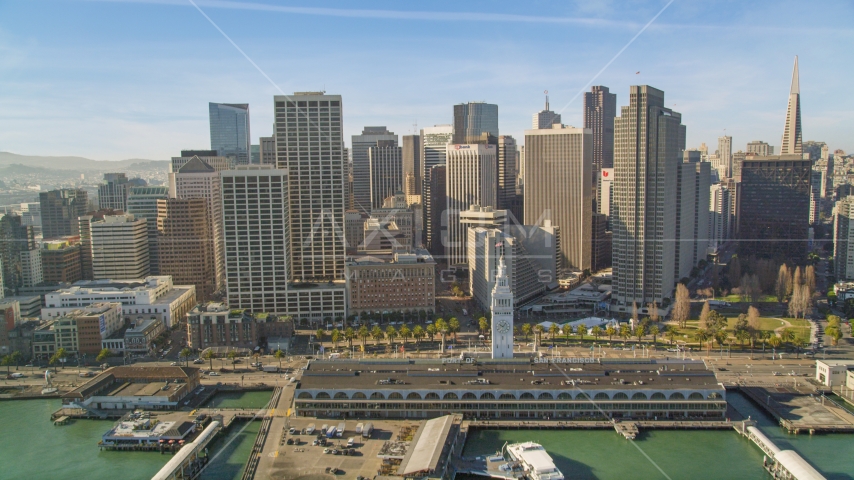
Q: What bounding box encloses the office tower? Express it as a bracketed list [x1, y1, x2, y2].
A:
[424, 165, 447, 256]
[810, 170, 823, 225]
[171, 151, 234, 172]
[371, 192, 415, 249]
[490, 257, 514, 360]
[445, 144, 497, 265]
[404, 173, 417, 197]
[344, 210, 368, 252]
[518, 146, 525, 189]
[738, 155, 811, 262]
[259, 136, 276, 165]
[708, 184, 732, 255]
[780, 57, 803, 156]
[40, 189, 88, 239]
[368, 141, 403, 210]
[691, 161, 712, 266]
[221, 167, 290, 311]
[584, 86, 617, 174]
[156, 198, 216, 302]
[453, 102, 499, 145]
[591, 212, 612, 272]
[345, 250, 436, 315]
[612, 86, 683, 308]
[524, 124, 593, 271]
[275, 92, 346, 282]
[674, 163, 699, 281]
[717, 136, 732, 178]
[420, 125, 453, 250]
[98, 173, 130, 212]
[834, 197, 854, 280]
[402, 135, 421, 194]
[209, 102, 251, 165]
[171, 156, 225, 292]
[532, 95, 561, 129]
[41, 239, 82, 284]
[747, 141, 774, 157]
[84, 214, 150, 280]
[0, 214, 36, 296]
[731, 151, 746, 180]
[126, 186, 169, 275]
[77, 209, 120, 280]
[20, 202, 41, 237]
[351, 127, 398, 213]
[720, 177, 740, 236]
[19, 249, 42, 288]
[598, 168, 614, 221]
[497, 136, 521, 222]
[250, 144, 260, 164]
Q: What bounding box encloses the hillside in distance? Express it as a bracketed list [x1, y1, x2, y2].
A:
[0, 151, 168, 170]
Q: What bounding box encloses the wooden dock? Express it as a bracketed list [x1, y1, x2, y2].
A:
[614, 422, 638, 440]
[53, 415, 70, 426]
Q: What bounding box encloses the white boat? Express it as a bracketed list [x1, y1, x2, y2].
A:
[505, 442, 564, 480]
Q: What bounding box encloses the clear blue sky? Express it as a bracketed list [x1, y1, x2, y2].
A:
[1, 0, 852, 160]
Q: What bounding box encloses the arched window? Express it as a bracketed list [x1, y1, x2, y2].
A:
[499, 393, 516, 400]
[462, 393, 477, 400]
[631, 392, 648, 400]
[594, 392, 610, 400]
[612, 392, 628, 400]
[389, 392, 403, 400]
[576, 392, 590, 400]
[443, 392, 458, 400]
[425, 392, 440, 400]
[407, 392, 422, 400]
[669, 392, 685, 400]
[688, 392, 704, 400]
[370, 392, 385, 400]
[352, 392, 367, 399]
[557, 393, 572, 400]
[520, 392, 535, 400]
[297, 392, 313, 399]
[708, 392, 722, 399]
[334, 392, 348, 399]
[651, 392, 666, 400]
[538, 393, 554, 400]
[480, 392, 495, 400]
[316, 392, 330, 399]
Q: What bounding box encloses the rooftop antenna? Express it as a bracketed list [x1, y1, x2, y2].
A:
[413, 120, 418, 135]
[544, 90, 549, 110]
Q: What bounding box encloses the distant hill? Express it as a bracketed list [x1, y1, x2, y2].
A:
[0, 152, 168, 170]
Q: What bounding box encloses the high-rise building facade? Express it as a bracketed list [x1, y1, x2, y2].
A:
[497, 136, 520, 222]
[532, 96, 561, 129]
[368, 141, 403, 210]
[708, 183, 732, 255]
[40, 189, 88, 239]
[612, 86, 684, 308]
[170, 157, 225, 292]
[0, 214, 37, 296]
[424, 165, 447, 256]
[259, 136, 276, 165]
[402, 135, 421, 195]
[275, 92, 346, 282]
[351, 127, 398, 214]
[690, 161, 712, 267]
[221, 167, 290, 312]
[717, 136, 732, 178]
[156, 198, 216, 303]
[86, 214, 150, 280]
[834, 197, 854, 280]
[209, 102, 251, 165]
[737, 155, 811, 262]
[41, 239, 82, 284]
[747, 141, 774, 157]
[524, 125, 593, 271]
[445, 144, 497, 265]
[126, 186, 169, 275]
[98, 173, 130, 212]
[780, 57, 803, 156]
[420, 125, 453, 253]
[584, 86, 617, 173]
[453, 102, 498, 145]
[598, 168, 614, 222]
[172, 152, 234, 172]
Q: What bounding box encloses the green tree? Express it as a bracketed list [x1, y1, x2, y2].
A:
[826, 326, 843, 346]
[344, 327, 356, 349]
[179, 347, 193, 367]
[358, 326, 370, 350]
[315, 329, 325, 347]
[548, 323, 560, 346]
[619, 325, 631, 344]
[648, 325, 660, 349]
[521, 323, 532, 342]
[635, 325, 646, 345]
[695, 330, 710, 355]
[478, 317, 489, 335]
[448, 318, 461, 341]
[54, 348, 68, 370]
[792, 337, 806, 358]
[780, 329, 795, 348]
[412, 325, 425, 346]
[96, 348, 112, 363]
[203, 349, 216, 371]
[227, 350, 238, 366]
[577, 324, 587, 343]
[666, 325, 678, 345]
[565, 326, 574, 345]
[1, 355, 11, 374]
[435, 318, 449, 351]
[605, 326, 617, 345]
[10, 351, 22, 371]
[331, 328, 341, 349]
[534, 324, 545, 349]
[425, 324, 437, 342]
[385, 326, 398, 345]
[274, 349, 285, 369]
[399, 325, 412, 345]
[768, 335, 782, 352]
[371, 326, 384, 345]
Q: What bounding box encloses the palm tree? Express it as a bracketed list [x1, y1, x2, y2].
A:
[371, 326, 384, 346]
[521, 323, 532, 342]
[760, 330, 772, 353]
[331, 329, 341, 349]
[548, 323, 560, 346]
[10, 351, 22, 371]
[274, 349, 285, 369]
[605, 326, 617, 345]
[227, 350, 238, 366]
[435, 319, 449, 352]
[780, 329, 795, 349]
[1, 355, 11, 375]
[412, 325, 424, 347]
[695, 330, 710, 356]
[448, 318, 461, 342]
[315, 329, 325, 349]
[792, 337, 806, 358]
[358, 326, 370, 350]
[478, 317, 489, 335]
[203, 349, 217, 371]
[385, 326, 397, 345]
[635, 325, 646, 345]
[344, 327, 356, 350]
[425, 324, 437, 343]
[591, 326, 603, 343]
[399, 325, 412, 345]
[534, 324, 545, 349]
[179, 347, 193, 367]
[619, 325, 631, 346]
[564, 326, 573, 345]
[648, 325, 660, 349]
[665, 325, 678, 345]
[768, 335, 782, 357]
[55, 348, 68, 370]
[577, 324, 587, 344]
[736, 329, 751, 351]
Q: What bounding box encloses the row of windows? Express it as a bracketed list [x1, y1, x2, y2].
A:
[297, 391, 721, 401]
[295, 401, 725, 411]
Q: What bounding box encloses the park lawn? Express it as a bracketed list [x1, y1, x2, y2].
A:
[714, 294, 779, 303]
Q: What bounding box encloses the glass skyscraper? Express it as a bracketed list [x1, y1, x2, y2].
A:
[453, 102, 498, 145]
[209, 102, 251, 165]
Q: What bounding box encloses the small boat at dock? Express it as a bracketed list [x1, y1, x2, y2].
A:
[505, 442, 564, 480]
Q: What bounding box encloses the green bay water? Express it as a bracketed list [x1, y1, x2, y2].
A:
[200, 420, 261, 480]
[202, 390, 272, 409]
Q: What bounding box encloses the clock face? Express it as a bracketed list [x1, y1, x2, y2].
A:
[497, 320, 511, 334]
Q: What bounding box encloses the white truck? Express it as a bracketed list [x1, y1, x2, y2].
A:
[362, 422, 373, 438]
[306, 424, 316, 435]
[262, 365, 279, 373]
[355, 423, 364, 434]
[336, 422, 345, 437]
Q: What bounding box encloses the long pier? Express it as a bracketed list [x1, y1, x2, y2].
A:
[733, 420, 826, 480]
[151, 420, 222, 480]
[464, 419, 734, 431]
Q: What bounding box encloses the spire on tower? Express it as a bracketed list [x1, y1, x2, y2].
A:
[790, 56, 800, 95]
[544, 90, 549, 111]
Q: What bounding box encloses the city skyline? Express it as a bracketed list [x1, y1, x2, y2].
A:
[1, 1, 852, 160]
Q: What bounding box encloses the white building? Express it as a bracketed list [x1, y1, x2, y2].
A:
[717, 136, 732, 178]
[598, 168, 613, 219]
[85, 214, 150, 280]
[490, 257, 514, 359]
[815, 360, 854, 388]
[445, 144, 497, 266]
[709, 184, 732, 255]
[834, 197, 854, 280]
[19, 249, 43, 288]
[42, 276, 196, 328]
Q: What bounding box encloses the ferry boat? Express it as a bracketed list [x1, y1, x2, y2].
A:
[504, 442, 565, 480]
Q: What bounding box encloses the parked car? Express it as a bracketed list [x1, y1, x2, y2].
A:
[209, 371, 220, 376]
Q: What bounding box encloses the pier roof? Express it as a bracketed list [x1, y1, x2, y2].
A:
[398, 415, 457, 475]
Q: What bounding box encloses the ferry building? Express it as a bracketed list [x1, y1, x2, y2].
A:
[294, 358, 726, 420]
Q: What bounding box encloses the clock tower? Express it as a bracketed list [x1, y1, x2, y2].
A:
[491, 256, 514, 359]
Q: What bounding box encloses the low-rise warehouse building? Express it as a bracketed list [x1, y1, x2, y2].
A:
[294, 358, 726, 420]
[62, 365, 201, 410]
